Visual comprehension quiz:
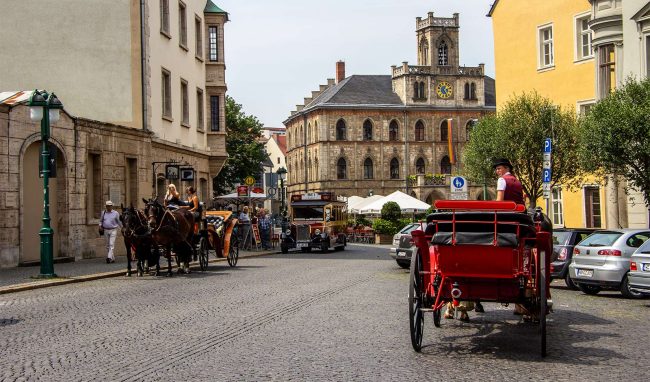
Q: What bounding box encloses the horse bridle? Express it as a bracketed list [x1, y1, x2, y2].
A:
[124, 208, 149, 238]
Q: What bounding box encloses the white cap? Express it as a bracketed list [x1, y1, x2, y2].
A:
[105, 200, 113, 206]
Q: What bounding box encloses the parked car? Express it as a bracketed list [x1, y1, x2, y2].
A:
[569, 229, 650, 298]
[389, 222, 424, 269]
[629, 239, 650, 296]
[550, 228, 597, 289]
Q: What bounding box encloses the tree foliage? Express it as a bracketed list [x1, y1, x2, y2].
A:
[381, 201, 402, 222]
[213, 96, 266, 195]
[462, 92, 585, 207]
[579, 77, 650, 212]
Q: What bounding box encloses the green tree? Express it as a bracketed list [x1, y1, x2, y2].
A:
[381, 201, 402, 222]
[213, 96, 267, 195]
[463, 92, 585, 208]
[579, 78, 650, 222]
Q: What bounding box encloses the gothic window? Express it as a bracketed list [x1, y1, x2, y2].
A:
[441, 155, 452, 174]
[466, 119, 477, 141]
[363, 158, 373, 179]
[438, 41, 448, 66]
[363, 119, 373, 141]
[389, 120, 399, 141]
[440, 119, 449, 142]
[308, 158, 312, 181]
[464, 83, 470, 100]
[415, 120, 425, 141]
[470, 83, 476, 100]
[307, 123, 311, 143]
[337, 158, 347, 179]
[416, 158, 425, 174]
[390, 158, 400, 179]
[420, 38, 429, 65]
[299, 125, 303, 145]
[419, 82, 426, 99]
[336, 119, 347, 140]
[413, 82, 420, 98]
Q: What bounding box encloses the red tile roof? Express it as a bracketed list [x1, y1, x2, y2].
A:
[274, 134, 286, 155]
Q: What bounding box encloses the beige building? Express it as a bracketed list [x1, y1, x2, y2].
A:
[0, 0, 230, 267]
[284, 12, 496, 202]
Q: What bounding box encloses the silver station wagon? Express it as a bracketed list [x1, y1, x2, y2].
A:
[629, 239, 650, 296]
[569, 229, 650, 298]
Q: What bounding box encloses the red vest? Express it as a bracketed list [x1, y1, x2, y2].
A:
[503, 174, 524, 205]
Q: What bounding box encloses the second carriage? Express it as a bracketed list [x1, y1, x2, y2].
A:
[195, 210, 240, 270]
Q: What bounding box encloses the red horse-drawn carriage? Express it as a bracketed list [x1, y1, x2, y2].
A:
[409, 200, 552, 357]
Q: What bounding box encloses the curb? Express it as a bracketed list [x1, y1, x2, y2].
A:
[0, 250, 278, 295]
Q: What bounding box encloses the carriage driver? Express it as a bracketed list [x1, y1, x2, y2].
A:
[493, 158, 525, 204]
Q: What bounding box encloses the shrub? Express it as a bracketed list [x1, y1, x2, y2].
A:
[372, 219, 400, 235]
[381, 201, 402, 222]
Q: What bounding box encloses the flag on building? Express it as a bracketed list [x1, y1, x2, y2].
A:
[447, 118, 456, 164]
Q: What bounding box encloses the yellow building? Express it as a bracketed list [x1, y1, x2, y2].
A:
[489, 0, 607, 229]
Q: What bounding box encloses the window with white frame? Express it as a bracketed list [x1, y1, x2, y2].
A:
[551, 187, 564, 226]
[538, 24, 554, 68]
[598, 44, 616, 98]
[577, 100, 595, 116]
[576, 14, 592, 61]
[161, 69, 172, 119]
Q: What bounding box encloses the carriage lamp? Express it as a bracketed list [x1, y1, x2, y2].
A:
[28, 89, 63, 278]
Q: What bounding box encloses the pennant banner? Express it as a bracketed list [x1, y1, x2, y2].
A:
[447, 118, 456, 164]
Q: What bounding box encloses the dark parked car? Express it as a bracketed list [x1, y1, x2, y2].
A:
[389, 223, 424, 269]
[550, 228, 597, 289]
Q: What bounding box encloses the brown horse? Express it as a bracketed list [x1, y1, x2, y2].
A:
[121, 205, 161, 276]
[143, 198, 195, 276]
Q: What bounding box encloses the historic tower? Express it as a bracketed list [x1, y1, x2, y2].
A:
[416, 12, 460, 68]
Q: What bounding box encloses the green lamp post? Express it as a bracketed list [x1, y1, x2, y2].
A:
[28, 90, 63, 278]
[276, 167, 287, 233]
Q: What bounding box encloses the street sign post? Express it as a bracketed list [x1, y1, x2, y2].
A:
[244, 176, 255, 186]
[450, 176, 468, 200]
[543, 138, 552, 201]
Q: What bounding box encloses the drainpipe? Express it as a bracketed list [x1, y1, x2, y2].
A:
[140, 0, 148, 131]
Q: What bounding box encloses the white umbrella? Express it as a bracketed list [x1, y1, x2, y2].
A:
[214, 192, 268, 205]
[359, 191, 431, 215]
[346, 196, 365, 212]
[350, 195, 384, 214]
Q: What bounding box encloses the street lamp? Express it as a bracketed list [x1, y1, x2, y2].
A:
[276, 167, 287, 233]
[29, 90, 62, 278]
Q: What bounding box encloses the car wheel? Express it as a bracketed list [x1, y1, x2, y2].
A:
[578, 283, 601, 295]
[564, 272, 579, 290]
[620, 274, 644, 299]
[396, 259, 410, 269]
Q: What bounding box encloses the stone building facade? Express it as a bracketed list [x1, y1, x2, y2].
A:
[284, 12, 496, 202]
[0, 1, 230, 267]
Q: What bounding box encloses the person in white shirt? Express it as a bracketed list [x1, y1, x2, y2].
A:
[99, 201, 122, 263]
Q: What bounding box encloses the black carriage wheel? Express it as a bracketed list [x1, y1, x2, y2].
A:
[409, 251, 424, 352]
[433, 308, 441, 328]
[228, 237, 239, 267]
[199, 237, 209, 271]
[539, 249, 547, 358]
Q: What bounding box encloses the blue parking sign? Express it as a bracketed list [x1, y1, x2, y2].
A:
[544, 138, 552, 153]
[543, 168, 552, 183]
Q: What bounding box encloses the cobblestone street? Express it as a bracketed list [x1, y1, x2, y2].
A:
[0, 244, 648, 381]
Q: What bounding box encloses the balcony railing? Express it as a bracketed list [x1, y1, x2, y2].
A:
[392, 64, 484, 78]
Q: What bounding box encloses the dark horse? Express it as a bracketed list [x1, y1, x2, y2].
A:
[121, 206, 161, 277]
[143, 198, 195, 276]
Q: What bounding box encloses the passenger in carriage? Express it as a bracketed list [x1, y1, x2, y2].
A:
[182, 186, 201, 222]
[164, 184, 183, 209]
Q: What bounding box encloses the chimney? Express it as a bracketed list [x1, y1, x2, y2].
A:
[336, 60, 345, 83]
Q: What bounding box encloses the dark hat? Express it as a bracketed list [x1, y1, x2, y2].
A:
[492, 158, 513, 170]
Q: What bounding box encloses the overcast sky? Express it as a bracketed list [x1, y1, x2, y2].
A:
[216, 0, 496, 127]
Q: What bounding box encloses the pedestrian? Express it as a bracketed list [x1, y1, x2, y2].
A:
[99, 200, 122, 263]
[257, 208, 272, 250]
[239, 206, 252, 250]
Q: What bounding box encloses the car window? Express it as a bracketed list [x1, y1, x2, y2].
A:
[636, 239, 650, 254]
[552, 231, 571, 245]
[626, 233, 650, 248]
[400, 224, 421, 234]
[579, 232, 623, 247]
[576, 232, 592, 243]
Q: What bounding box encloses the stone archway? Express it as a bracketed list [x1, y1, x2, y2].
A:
[20, 139, 68, 263]
[425, 190, 445, 206]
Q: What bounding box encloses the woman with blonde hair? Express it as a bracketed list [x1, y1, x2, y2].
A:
[164, 184, 182, 207]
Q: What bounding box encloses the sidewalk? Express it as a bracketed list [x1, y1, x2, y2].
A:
[0, 248, 278, 295]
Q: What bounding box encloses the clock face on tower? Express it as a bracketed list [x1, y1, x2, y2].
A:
[436, 81, 453, 99]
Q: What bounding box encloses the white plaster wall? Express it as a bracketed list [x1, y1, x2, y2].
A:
[0, 0, 133, 123]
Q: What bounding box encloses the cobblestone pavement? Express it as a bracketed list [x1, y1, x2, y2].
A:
[0, 244, 648, 381]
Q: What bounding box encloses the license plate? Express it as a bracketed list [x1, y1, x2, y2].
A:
[577, 269, 593, 277]
[396, 250, 406, 257]
[643, 264, 650, 272]
[297, 243, 308, 248]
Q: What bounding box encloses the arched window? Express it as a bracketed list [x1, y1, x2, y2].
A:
[420, 38, 429, 65]
[314, 121, 318, 142]
[466, 119, 477, 141]
[413, 82, 420, 98]
[440, 119, 449, 142]
[307, 123, 311, 143]
[419, 82, 425, 99]
[416, 158, 425, 174]
[363, 119, 373, 141]
[308, 158, 312, 182]
[337, 158, 347, 179]
[464, 83, 470, 100]
[390, 158, 400, 179]
[470, 82, 476, 100]
[438, 41, 448, 66]
[415, 120, 425, 141]
[441, 155, 452, 174]
[363, 158, 373, 179]
[389, 120, 399, 141]
[336, 119, 346, 140]
[299, 125, 303, 145]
